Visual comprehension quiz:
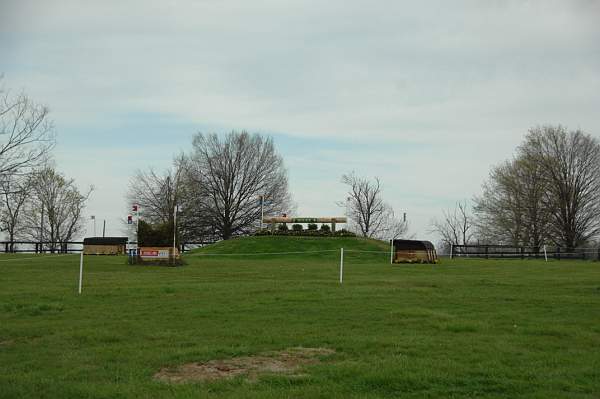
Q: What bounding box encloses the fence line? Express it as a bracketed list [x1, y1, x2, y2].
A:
[189, 249, 339, 257]
[449, 244, 600, 261]
[0, 254, 77, 262]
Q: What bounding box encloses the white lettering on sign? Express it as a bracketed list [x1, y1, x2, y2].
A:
[140, 250, 170, 259]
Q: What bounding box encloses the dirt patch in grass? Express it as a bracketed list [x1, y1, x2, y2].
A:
[154, 347, 335, 383]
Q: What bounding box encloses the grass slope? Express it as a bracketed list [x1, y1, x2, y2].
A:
[0, 250, 599, 398]
[188, 235, 389, 255]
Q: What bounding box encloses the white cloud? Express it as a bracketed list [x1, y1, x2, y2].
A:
[2, 0, 599, 240]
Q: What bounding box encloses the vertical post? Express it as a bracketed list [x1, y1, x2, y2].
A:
[78, 252, 84, 294]
[102, 220, 106, 237]
[450, 244, 454, 259]
[260, 195, 264, 230]
[339, 248, 344, 284]
[556, 246, 561, 261]
[390, 239, 394, 264]
[521, 247, 524, 260]
[485, 246, 489, 259]
[173, 205, 178, 252]
[597, 246, 600, 262]
[543, 245, 548, 262]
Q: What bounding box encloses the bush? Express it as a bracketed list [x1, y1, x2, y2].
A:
[138, 220, 174, 247]
[278, 223, 289, 231]
[252, 227, 356, 238]
[320, 224, 331, 232]
[292, 224, 303, 231]
[307, 223, 318, 231]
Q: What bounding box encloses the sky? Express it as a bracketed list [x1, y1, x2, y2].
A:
[1, 0, 599, 241]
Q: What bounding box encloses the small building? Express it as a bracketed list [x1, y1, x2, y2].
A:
[392, 240, 438, 264]
[83, 237, 128, 255]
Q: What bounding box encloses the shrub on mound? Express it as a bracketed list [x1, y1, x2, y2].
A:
[254, 229, 356, 238]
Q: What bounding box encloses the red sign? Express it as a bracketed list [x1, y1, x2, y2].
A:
[141, 250, 159, 257]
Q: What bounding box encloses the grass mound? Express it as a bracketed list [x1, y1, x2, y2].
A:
[187, 235, 389, 256]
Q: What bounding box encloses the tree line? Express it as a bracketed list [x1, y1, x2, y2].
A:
[128, 132, 409, 243]
[431, 125, 600, 252]
[0, 77, 92, 251]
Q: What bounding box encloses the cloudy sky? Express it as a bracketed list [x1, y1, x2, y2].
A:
[1, 0, 599, 240]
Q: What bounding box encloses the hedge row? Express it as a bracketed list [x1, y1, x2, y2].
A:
[254, 229, 356, 237]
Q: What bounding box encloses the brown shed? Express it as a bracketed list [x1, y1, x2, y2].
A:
[392, 240, 438, 264]
[83, 237, 128, 255]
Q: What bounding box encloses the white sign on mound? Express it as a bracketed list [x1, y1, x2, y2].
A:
[140, 249, 171, 259]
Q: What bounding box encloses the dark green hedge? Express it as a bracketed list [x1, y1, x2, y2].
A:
[138, 220, 174, 247]
[254, 229, 356, 238]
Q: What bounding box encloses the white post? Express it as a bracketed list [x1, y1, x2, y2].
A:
[339, 248, 344, 284]
[543, 245, 548, 262]
[173, 205, 178, 252]
[260, 196, 264, 230]
[390, 239, 394, 264]
[450, 243, 454, 259]
[78, 252, 84, 294]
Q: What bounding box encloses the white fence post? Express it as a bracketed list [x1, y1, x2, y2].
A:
[339, 248, 344, 284]
[450, 244, 454, 259]
[78, 252, 84, 294]
[390, 239, 394, 264]
[543, 245, 548, 262]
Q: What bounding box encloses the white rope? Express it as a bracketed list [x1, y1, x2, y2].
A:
[0, 254, 77, 263]
[344, 250, 390, 254]
[189, 249, 339, 257]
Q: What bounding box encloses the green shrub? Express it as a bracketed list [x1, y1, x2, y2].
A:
[292, 224, 303, 231]
[278, 223, 289, 231]
[138, 220, 175, 247]
[307, 223, 318, 231]
[252, 227, 356, 238]
[320, 224, 331, 232]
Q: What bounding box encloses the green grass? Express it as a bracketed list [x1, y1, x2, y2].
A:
[1, 236, 599, 398]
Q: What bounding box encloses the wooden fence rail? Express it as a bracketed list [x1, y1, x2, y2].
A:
[0, 241, 216, 254]
[451, 244, 600, 261]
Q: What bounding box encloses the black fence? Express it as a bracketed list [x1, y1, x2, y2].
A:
[451, 244, 600, 261]
[0, 241, 216, 254]
[0, 241, 83, 254]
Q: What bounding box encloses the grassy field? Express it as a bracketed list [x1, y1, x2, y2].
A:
[1, 236, 599, 398]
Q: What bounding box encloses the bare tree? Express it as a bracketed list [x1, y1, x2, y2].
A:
[183, 131, 293, 240]
[22, 167, 92, 251]
[0, 78, 55, 180]
[380, 207, 410, 240]
[126, 165, 182, 225]
[430, 201, 474, 251]
[521, 126, 600, 250]
[474, 154, 550, 250]
[0, 174, 33, 250]
[339, 172, 385, 238]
